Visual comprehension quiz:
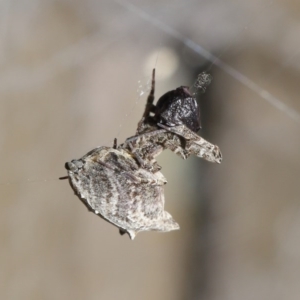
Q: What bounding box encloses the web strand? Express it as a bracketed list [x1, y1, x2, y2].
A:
[206, 0, 274, 71]
[114, 0, 300, 124]
[0, 178, 60, 186]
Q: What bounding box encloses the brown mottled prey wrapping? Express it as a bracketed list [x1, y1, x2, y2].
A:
[66, 147, 178, 240]
[63, 69, 222, 239]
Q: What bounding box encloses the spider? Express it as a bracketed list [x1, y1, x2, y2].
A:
[119, 69, 222, 172]
[63, 69, 222, 240]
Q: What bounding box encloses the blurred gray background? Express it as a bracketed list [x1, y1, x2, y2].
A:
[1, 0, 300, 299]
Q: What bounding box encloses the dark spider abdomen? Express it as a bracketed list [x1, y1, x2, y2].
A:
[154, 86, 200, 132]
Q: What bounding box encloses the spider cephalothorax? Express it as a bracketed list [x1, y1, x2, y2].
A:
[63, 69, 222, 240]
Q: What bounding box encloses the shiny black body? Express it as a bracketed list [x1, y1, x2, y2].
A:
[154, 86, 200, 132]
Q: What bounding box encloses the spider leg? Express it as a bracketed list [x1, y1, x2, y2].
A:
[113, 138, 117, 149]
[142, 68, 156, 119]
[157, 123, 195, 139]
[157, 123, 222, 163]
[164, 137, 189, 160]
[126, 141, 163, 173]
[137, 69, 156, 133]
[126, 129, 165, 145]
[127, 141, 147, 168]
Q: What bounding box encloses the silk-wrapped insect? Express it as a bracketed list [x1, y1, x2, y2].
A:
[62, 69, 221, 239]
